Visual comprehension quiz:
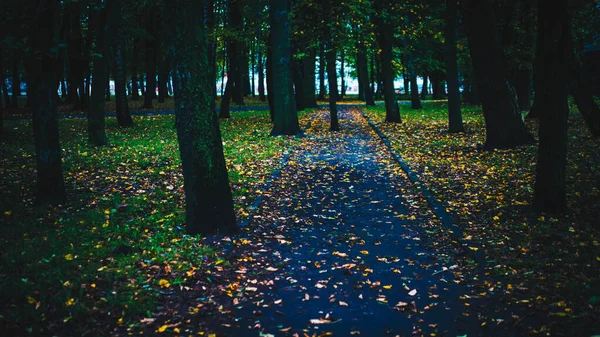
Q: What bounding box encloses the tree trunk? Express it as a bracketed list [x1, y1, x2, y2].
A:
[88, 4, 108, 146]
[219, 75, 233, 119]
[446, 0, 464, 133]
[463, 0, 534, 149]
[340, 49, 345, 99]
[230, 1, 245, 105]
[569, 61, 600, 136]
[66, 3, 83, 109]
[28, 0, 66, 204]
[257, 28, 266, 101]
[407, 49, 422, 109]
[514, 68, 532, 111]
[169, 0, 237, 236]
[206, 0, 217, 109]
[421, 75, 429, 99]
[302, 49, 317, 108]
[269, 0, 300, 136]
[376, 0, 401, 123]
[266, 32, 274, 121]
[142, 8, 157, 108]
[326, 43, 339, 131]
[110, 0, 133, 128]
[12, 59, 20, 108]
[131, 74, 139, 100]
[318, 42, 326, 100]
[105, 68, 111, 101]
[533, 0, 570, 213]
[158, 51, 169, 103]
[292, 58, 305, 111]
[357, 41, 375, 106]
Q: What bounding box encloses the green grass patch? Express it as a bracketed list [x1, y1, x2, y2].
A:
[0, 109, 312, 335]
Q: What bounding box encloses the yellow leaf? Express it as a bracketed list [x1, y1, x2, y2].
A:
[104, 209, 110, 215]
[27, 296, 36, 304]
[157, 325, 168, 333]
[360, 250, 369, 255]
[64, 254, 73, 261]
[65, 298, 75, 306]
[158, 279, 170, 288]
[3, 210, 11, 216]
[383, 285, 392, 290]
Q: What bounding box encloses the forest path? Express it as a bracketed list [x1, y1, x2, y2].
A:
[163, 107, 519, 337]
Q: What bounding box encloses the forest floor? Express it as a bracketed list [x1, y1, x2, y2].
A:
[1, 101, 599, 336]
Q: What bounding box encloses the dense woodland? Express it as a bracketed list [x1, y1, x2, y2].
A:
[1, 0, 600, 335]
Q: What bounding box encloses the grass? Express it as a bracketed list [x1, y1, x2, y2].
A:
[363, 101, 600, 329]
[0, 108, 311, 335]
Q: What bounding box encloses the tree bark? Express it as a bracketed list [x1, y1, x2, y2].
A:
[65, 2, 83, 109]
[340, 49, 346, 99]
[158, 51, 169, 103]
[169, 0, 237, 236]
[88, 4, 108, 146]
[446, 0, 464, 133]
[533, 0, 570, 213]
[266, 31, 274, 122]
[463, 0, 534, 149]
[302, 49, 318, 107]
[376, 0, 401, 123]
[12, 59, 20, 108]
[142, 7, 157, 108]
[28, 0, 66, 204]
[257, 28, 266, 101]
[421, 75, 429, 99]
[357, 41, 375, 106]
[406, 49, 422, 109]
[270, 0, 301, 136]
[569, 60, 600, 136]
[318, 42, 326, 100]
[326, 43, 339, 131]
[110, 0, 133, 128]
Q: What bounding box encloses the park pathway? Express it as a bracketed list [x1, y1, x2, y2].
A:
[176, 107, 519, 337]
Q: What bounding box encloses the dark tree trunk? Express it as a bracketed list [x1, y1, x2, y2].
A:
[251, 41, 255, 96]
[569, 61, 600, 136]
[131, 74, 139, 100]
[230, 1, 244, 105]
[463, 0, 534, 149]
[168, 0, 237, 236]
[340, 49, 346, 99]
[326, 43, 339, 131]
[357, 41, 375, 106]
[206, 0, 217, 108]
[66, 3, 83, 109]
[403, 72, 410, 96]
[270, 0, 300, 136]
[446, 0, 464, 133]
[302, 49, 317, 108]
[292, 58, 305, 111]
[88, 4, 108, 146]
[105, 68, 111, 101]
[421, 75, 429, 99]
[374, 51, 383, 100]
[533, 0, 570, 213]
[406, 49, 422, 109]
[28, 0, 66, 204]
[110, 0, 133, 128]
[142, 8, 157, 108]
[157, 51, 169, 103]
[376, 0, 401, 123]
[370, 51, 377, 100]
[318, 42, 326, 100]
[514, 68, 532, 111]
[219, 76, 233, 119]
[266, 32, 274, 121]
[2, 64, 11, 108]
[12, 59, 20, 108]
[257, 28, 266, 101]
[431, 70, 445, 100]
[243, 46, 251, 97]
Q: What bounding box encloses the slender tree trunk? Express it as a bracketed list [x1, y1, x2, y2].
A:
[105, 68, 111, 101]
[29, 0, 66, 204]
[243, 46, 251, 97]
[302, 49, 318, 108]
[421, 75, 429, 99]
[142, 10, 157, 108]
[374, 51, 383, 100]
[376, 0, 401, 123]
[569, 61, 600, 136]
[66, 3, 83, 109]
[463, 0, 534, 149]
[131, 74, 139, 100]
[169, 0, 237, 236]
[230, 1, 245, 105]
[357, 41, 375, 106]
[157, 51, 169, 103]
[257, 29, 266, 101]
[251, 41, 255, 96]
[270, 0, 300, 135]
[318, 42, 326, 100]
[292, 58, 305, 110]
[2, 65, 11, 108]
[206, 0, 217, 109]
[340, 49, 345, 99]
[12, 59, 20, 108]
[514, 68, 532, 111]
[88, 4, 108, 146]
[406, 48, 422, 109]
[533, 0, 570, 213]
[446, 0, 464, 133]
[111, 0, 133, 127]
[266, 32, 274, 121]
